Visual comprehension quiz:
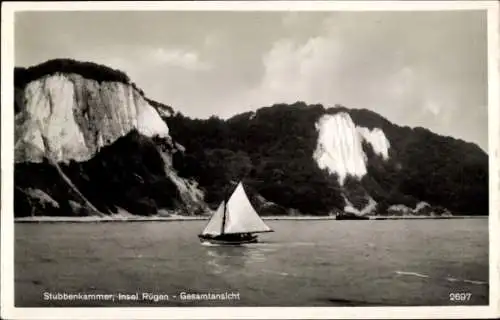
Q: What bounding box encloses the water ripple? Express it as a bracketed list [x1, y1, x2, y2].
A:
[395, 271, 487, 285]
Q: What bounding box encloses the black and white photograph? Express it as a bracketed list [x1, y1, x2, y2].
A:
[1, 1, 499, 319]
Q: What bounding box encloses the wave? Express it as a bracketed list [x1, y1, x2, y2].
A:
[261, 269, 291, 276]
[463, 279, 488, 285]
[395, 271, 429, 278]
[395, 270, 487, 285]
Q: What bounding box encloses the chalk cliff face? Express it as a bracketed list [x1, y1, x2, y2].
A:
[313, 112, 391, 185]
[312, 112, 392, 215]
[14, 59, 206, 217]
[15, 73, 170, 163]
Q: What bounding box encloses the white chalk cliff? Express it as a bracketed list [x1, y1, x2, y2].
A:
[15, 73, 170, 163]
[313, 112, 391, 185]
[15, 72, 206, 215]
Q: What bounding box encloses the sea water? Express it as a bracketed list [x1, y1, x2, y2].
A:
[14, 219, 489, 306]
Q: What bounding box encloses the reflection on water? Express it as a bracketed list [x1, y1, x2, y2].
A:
[203, 243, 278, 275]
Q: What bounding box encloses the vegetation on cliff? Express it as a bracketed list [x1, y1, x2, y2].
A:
[166, 102, 489, 216]
[15, 59, 131, 89]
[15, 130, 190, 217]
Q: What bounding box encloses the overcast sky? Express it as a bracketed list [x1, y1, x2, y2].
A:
[15, 10, 488, 151]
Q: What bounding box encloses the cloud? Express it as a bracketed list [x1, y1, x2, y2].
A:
[149, 48, 211, 71]
[239, 36, 342, 109]
[385, 66, 415, 98]
[423, 101, 442, 116]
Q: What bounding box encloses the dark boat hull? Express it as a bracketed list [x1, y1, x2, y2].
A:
[198, 234, 258, 245]
[336, 214, 370, 220]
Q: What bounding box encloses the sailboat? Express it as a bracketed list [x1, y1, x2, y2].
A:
[198, 182, 273, 245]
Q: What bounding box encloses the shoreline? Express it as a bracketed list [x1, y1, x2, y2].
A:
[14, 215, 488, 223]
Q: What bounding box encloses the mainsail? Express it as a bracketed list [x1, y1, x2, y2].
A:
[224, 183, 272, 234]
[200, 182, 273, 236]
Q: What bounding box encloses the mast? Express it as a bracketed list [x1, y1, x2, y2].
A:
[221, 201, 227, 235]
[220, 185, 229, 235]
[220, 180, 239, 235]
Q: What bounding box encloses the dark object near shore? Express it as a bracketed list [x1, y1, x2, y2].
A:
[336, 213, 370, 220]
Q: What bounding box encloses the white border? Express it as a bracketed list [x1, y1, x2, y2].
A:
[1, 1, 499, 319]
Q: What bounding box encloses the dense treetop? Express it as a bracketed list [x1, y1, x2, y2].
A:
[14, 58, 131, 88]
[166, 102, 489, 215]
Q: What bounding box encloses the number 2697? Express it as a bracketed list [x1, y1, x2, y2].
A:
[449, 293, 472, 301]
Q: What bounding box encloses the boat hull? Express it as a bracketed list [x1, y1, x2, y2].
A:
[198, 234, 258, 245]
[336, 214, 370, 220]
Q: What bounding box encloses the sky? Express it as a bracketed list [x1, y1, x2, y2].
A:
[15, 10, 489, 151]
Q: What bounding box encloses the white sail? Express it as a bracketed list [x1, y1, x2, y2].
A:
[201, 201, 225, 236]
[223, 182, 272, 234]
